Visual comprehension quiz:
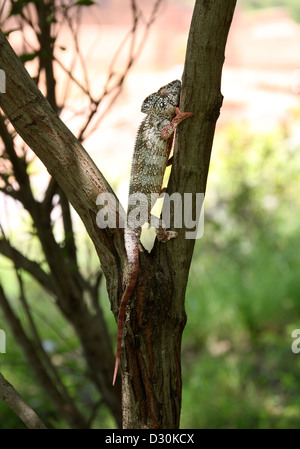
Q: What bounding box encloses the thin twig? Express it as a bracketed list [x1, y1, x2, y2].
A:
[85, 0, 164, 136]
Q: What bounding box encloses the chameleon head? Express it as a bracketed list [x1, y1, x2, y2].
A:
[141, 79, 181, 118]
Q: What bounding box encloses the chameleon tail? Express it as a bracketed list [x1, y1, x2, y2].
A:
[112, 229, 139, 386]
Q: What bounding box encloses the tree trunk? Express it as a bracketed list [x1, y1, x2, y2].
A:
[0, 0, 237, 429]
[119, 0, 237, 428]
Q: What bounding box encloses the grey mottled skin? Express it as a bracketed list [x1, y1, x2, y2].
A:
[112, 80, 193, 385]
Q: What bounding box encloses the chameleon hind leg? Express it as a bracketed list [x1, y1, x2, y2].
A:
[149, 213, 178, 242]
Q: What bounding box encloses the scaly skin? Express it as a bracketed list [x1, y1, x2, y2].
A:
[112, 80, 193, 385]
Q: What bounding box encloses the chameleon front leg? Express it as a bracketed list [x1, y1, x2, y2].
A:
[161, 107, 193, 141]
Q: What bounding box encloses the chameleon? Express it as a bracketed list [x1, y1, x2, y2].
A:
[112, 79, 193, 385]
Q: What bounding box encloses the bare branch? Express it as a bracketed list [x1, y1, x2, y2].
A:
[0, 283, 89, 428]
[0, 237, 54, 294]
[14, 267, 81, 413]
[0, 29, 126, 274]
[65, 6, 91, 96]
[0, 371, 47, 429]
[84, 0, 165, 137]
[53, 56, 90, 97]
[58, 186, 78, 269]
[42, 176, 59, 217]
[0, 115, 26, 177]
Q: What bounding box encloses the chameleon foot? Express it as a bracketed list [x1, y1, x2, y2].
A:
[156, 228, 178, 242]
[173, 107, 194, 123]
[161, 107, 193, 140]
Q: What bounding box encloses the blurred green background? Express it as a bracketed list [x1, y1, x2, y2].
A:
[181, 114, 300, 428]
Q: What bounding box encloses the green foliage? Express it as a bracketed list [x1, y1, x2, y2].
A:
[74, 0, 95, 5]
[241, 0, 300, 23]
[18, 52, 39, 64]
[9, 0, 39, 17]
[181, 115, 300, 428]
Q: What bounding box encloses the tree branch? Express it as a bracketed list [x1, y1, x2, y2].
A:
[0, 283, 89, 428]
[0, 29, 126, 302]
[0, 237, 54, 294]
[0, 371, 47, 429]
[0, 113, 33, 203]
[0, 30, 124, 424]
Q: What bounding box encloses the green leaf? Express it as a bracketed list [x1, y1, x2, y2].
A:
[74, 0, 95, 6]
[9, 0, 35, 16]
[19, 52, 38, 63]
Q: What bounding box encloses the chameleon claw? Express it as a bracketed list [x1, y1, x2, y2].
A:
[156, 229, 178, 242]
[166, 230, 178, 240]
[174, 107, 194, 123]
[161, 108, 193, 140]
